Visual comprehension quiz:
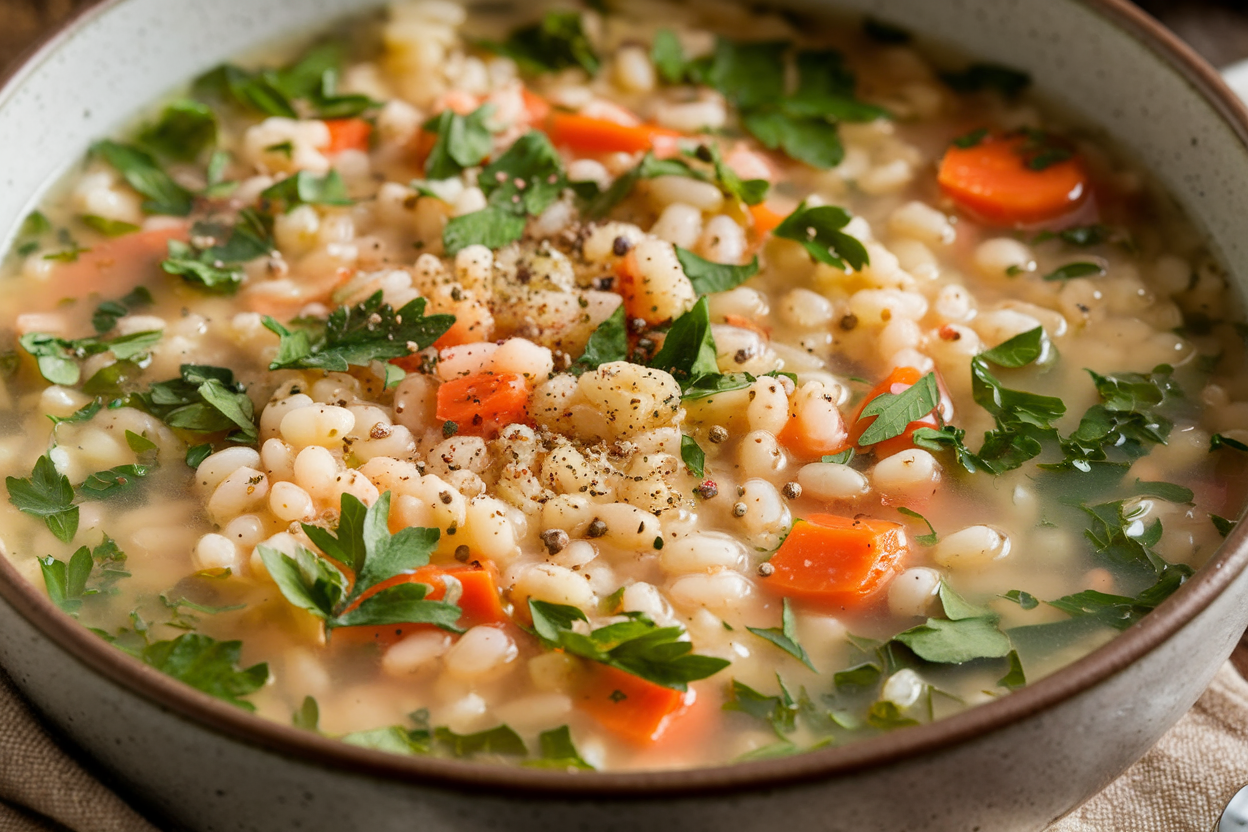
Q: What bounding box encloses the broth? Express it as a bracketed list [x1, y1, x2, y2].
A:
[0, 0, 1245, 771]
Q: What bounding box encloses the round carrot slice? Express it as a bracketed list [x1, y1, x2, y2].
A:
[937, 131, 1090, 226]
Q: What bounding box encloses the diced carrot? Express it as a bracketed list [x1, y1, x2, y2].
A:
[435, 372, 531, 438]
[748, 202, 787, 238]
[848, 366, 954, 459]
[431, 315, 484, 350]
[577, 664, 695, 746]
[49, 224, 188, 307]
[764, 513, 907, 610]
[335, 563, 509, 647]
[520, 88, 552, 125]
[409, 129, 438, 169]
[323, 118, 373, 155]
[778, 410, 846, 461]
[545, 111, 683, 156]
[937, 131, 1091, 226]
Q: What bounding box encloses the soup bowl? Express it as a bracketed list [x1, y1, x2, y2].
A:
[0, 0, 1247, 830]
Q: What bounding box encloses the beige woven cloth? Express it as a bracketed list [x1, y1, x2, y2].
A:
[0, 660, 1247, 832]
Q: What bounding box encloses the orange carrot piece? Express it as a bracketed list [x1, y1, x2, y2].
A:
[545, 111, 683, 155]
[778, 414, 845, 462]
[765, 513, 907, 609]
[520, 88, 552, 125]
[748, 202, 787, 238]
[435, 372, 531, 438]
[336, 563, 509, 646]
[848, 366, 954, 459]
[323, 118, 373, 155]
[48, 224, 188, 308]
[577, 664, 695, 745]
[937, 132, 1090, 226]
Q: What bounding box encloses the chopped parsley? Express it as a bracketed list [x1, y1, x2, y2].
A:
[528, 599, 730, 691]
[422, 104, 495, 179]
[675, 246, 760, 296]
[746, 598, 815, 671]
[856, 372, 939, 447]
[263, 292, 454, 385]
[7, 454, 78, 542]
[91, 140, 194, 216]
[19, 329, 162, 387]
[680, 433, 706, 478]
[939, 62, 1032, 97]
[896, 507, 938, 545]
[162, 208, 275, 293]
[476, 11, 600, 76]
[774, 202, 870, 271]
[139, 633, 268, 711]
[38, 536, 129, 615]
[1042, 261, 1105, 282]
[258, 492, 464, 633]
[137, 99, 218, 162]
[129, 364, 259, 445]
[571, 306, 627, 376]
[92, 286, 154, 333]
[259, 170, 352, 212]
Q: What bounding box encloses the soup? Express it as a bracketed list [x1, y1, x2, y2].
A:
[0, 0, 1244, 771]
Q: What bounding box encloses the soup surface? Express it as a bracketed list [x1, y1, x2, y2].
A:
[1, 0, 1246, 771]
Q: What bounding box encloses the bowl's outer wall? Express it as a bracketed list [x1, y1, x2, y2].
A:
[1, 0, 1247, 830]
[3, 553, 1246, 832]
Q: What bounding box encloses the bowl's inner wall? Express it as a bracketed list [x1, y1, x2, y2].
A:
[4, 0, 1248, 299]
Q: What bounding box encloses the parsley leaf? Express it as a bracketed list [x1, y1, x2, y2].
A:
[259, 492, 464, 633]
[1046, 563, 1191, 630]
[1213, 515, 1238, 538]
[162, 209, 275, 294]
[857, 372, 939, 446]
[680, 434, 706, 478]
[92, 286, 153, 333]
[998, 651, 1027, 690]
[893, 616, 1012, 664]
[1081, 499, 1171, 576]
[8, 455, 78, 542]
[747, 599, 815, 671]
[91, 140, 194, 216]
[1002, 589, 1039, 610]
[1042, 262, 1105, 282]
[774, 202, 869, 270]
[675, 246, 759, 296]
[571, 306, 627, 376]
[38, 535, 129, 615]
[19, 329, 160, 386]
[195, 42, 377, 120]
[724, 677, 798, 737]
[1047, 364, 1178, 473]
[940, 62, 1032, 97]
[651, 29, 686, 85]
[648, 296, 720, 388]
[581, 153, 707, 219]
[137, 99, 217, 162]
[477, 11, 600, 76]
[442, 207, 528, 255]
[77, 464, 153, 501]
[130, 364, 258, 444]
[528, 599, 730, 691]
[436, 725, 528, 758]
[263, 293, 454, 380]
[896, 507, 938, 545]
[140, 633, 268, 711]
[479, 131, 566, 217]
[80, 216, 141, 238]
[422, 104, 494, 179]
[526, 725, 594, 770]
[260, 170, 352, 212]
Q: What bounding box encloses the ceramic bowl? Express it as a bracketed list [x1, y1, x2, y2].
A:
[1, 1, 1247, 830]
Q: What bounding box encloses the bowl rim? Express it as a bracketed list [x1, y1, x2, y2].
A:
[1, 0, 1247, 802]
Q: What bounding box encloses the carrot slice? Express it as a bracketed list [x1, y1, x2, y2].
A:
[323, 118, 373, 155]
[435, 372, 531, 438]
[54, 225, 188, 301]
[748, 202, 787, 238]
[545, 111, 683, 155]
[577, 664, 695, 745]
[765, 514, 907, 609]
[520, 88, 552, 125]
[848, 367, 954, 459]
[937, 131, 1090, 226]
[336, 563, 509, 647]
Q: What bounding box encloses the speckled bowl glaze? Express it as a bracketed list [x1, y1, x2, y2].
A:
[1, 1, 1247, 830]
